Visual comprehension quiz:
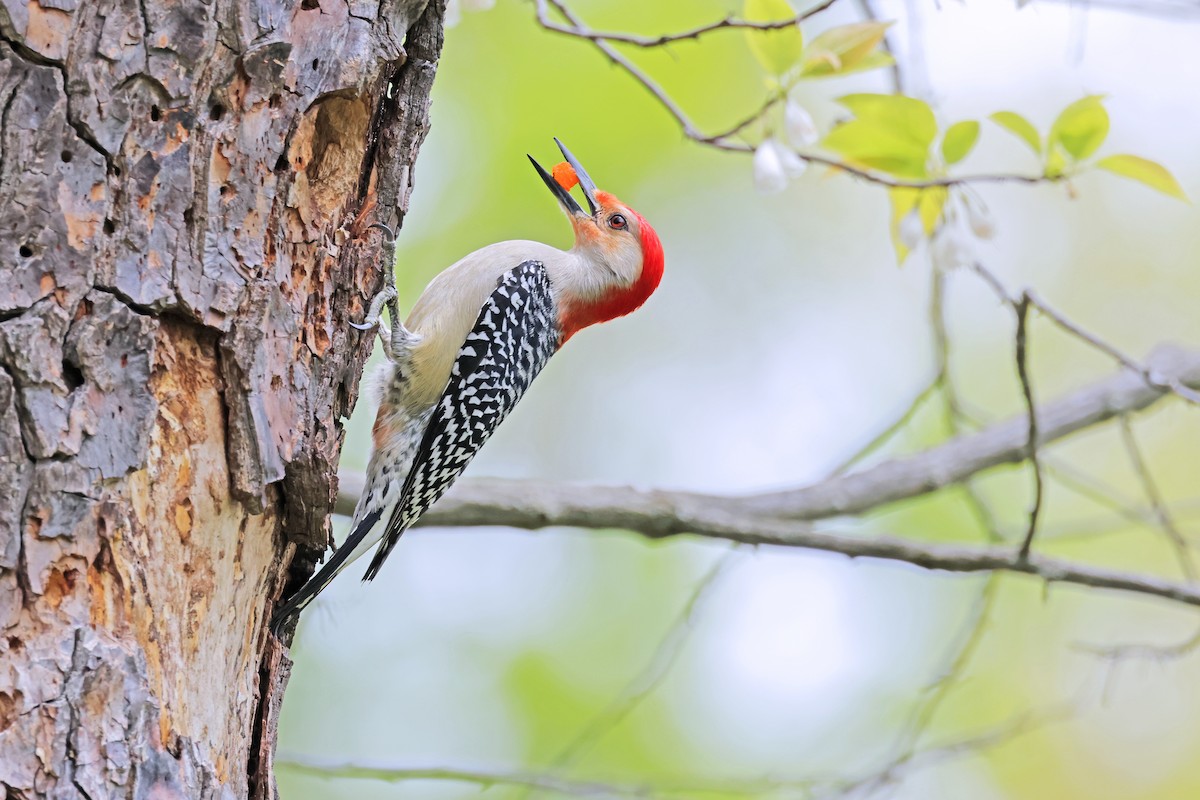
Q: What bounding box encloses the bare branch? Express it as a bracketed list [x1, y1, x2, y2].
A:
[931, 267, 1007, 544]
[741, 345, 1200, 520]
[536, 0, 839, 48]
[533, 0, 1061, 190]
[830, 374, 941, 475]
[1036, 0, 1200, 21]
[894, 576, 1000, 754]
[816, 710, 1067, 800]
[1015, 294, 1045, 560]
[1118, 416, 1196, 581]
[329, 350, 1200, 611]
[278, 712, 1063, 799]
[971, 263, 1200, 406]
[1081, 623, 1200, 663]
[537, 551, 742, 776]
[275, 755, 664, 797]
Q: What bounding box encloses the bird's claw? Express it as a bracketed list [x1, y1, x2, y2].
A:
[368, 222, 396, 244]
[354, 284, 399, 332]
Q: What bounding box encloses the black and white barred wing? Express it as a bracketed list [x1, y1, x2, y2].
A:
[362, 261, 561, 580]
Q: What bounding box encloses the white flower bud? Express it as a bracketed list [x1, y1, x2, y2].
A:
[932, 226, 973, 271]
[778, 142, 808, 178]
[965, 200, 996, 239]
[784, 100, 819, 148]
[898, 210, 924, 249]
[753, 140, 789, 194]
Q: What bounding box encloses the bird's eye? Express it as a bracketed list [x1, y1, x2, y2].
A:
[609, 214, 627, 230]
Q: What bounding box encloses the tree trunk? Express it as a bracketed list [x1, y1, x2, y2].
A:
[0, 0, 444, 795]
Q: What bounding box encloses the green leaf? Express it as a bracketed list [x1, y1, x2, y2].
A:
[888, 187, 947, 263]
[1048, 95, 1109, 161]
[838, 94, 937, 149]
[800, 21, 891, 76]
[1096, 154, 1189, 200]
[822, 94, 936, 179]
[989, 111, 1041, 154]
[941, 120, 980, 165]
[1044, 145, 1067, 178]
[823, 123, 928, 179]
[743, 0, 804, 76]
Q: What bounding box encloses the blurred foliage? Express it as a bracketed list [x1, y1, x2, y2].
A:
[278, 1, 1200, 799]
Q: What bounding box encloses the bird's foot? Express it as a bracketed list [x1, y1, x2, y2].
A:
[351, 285, 399, 331]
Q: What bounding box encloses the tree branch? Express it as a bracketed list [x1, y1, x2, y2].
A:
[338, 346, 1200, 529]
[535, 0, 840, 48]
[533, 0, 1064, 190]
[329, 347, 1200, 611]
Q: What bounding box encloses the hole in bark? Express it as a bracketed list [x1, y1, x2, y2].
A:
[219, 185, 228, 196]
[150, 104, 161, 121]
[5, 637, 17, 650]
[0, 690, 19, 734]
[103, 219, 115, 235]
[60, 150, 73, 163]
[210, 103, 225, 121]
[269, 93, 282, 109]
[301, 0, 320, 9]
[18, 245, 32, 258]
[274, 152, 289, 172]
[62, 360, 84, 391]
[312, 58, 319, 70]
[302, 96, 372, 219]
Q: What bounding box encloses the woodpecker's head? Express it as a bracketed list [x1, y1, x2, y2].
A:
[528, 139, 664, 341]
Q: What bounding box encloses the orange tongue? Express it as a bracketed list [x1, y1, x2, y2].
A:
[551, 161, 579, 191]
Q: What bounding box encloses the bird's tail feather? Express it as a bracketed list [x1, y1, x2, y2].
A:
[269, 507, 384, 637]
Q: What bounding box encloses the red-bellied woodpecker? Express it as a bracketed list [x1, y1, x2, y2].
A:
[270, 140, 664, 635]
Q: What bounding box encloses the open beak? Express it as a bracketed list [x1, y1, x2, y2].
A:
[527, 138, 599, 217]
[554, 138, 598, 216]
[528, 154, 586, 217]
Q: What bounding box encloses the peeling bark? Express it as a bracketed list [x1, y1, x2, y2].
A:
[0, 0, 445, 795]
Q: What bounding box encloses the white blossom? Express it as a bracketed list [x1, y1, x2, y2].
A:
[778, 141, 808, 178]
[931, 226, 974, 270]
[784, 100, 819, 148]
[965, 199, 996, 239]
[753, 140, 789, 194]
[898, 209, 924, 250]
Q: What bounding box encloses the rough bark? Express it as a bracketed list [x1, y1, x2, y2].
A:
[0, 0, 445, 796]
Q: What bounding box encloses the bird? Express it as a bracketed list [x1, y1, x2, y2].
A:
[270, 139, 664, 636]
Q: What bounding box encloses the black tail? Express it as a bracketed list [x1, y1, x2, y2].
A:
[269, 507, 383, 638]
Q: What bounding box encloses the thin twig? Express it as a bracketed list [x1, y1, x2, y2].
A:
[1118, 415, 1196, 581]
[1081, 623, 1200, 664]
[533, 0, 1061, 190]
[811, 710, 1067, 800]
[537, 551, 742, 777]
[276, 755, 665, 797]
[890, 575, 1001, 757]
[829, 374, 941, 475]
[333, 349, 1200, 604]
[971, 262, 1200, 406]
[930, 267, 1008, 544]
[1015, 294, 1045, 560]
[278, 711, 1064, 800]
[535, 0, 839, 48]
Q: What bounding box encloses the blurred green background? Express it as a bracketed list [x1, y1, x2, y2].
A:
[277, 1, 1200, 797]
